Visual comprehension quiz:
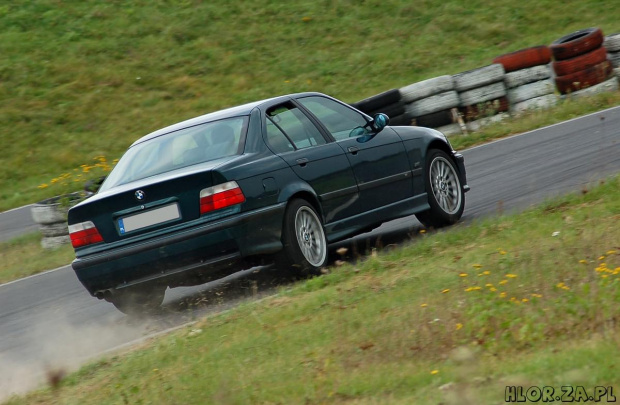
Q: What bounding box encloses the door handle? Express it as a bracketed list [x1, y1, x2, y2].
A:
[296, 158, 309, 167]
[347, 146, 359, 155]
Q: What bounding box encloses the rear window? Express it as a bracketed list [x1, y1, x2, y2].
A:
[100, 116, 248, 191]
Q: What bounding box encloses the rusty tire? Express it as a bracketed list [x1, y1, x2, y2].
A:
[552, 46, 608, 76]
[554, 60, 613, 94]
[493, 46, 551, 73]
[550, 28, 604, 61]
[459, 96, 509, 122]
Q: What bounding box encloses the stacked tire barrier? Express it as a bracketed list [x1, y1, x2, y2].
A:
[604, 33, 620, 78]
[550, 28, 619, 98]
[31, 197, 71, 249]
[452, 64, 508, 132]
[493, 46, 557, 115]
[349, 26, 620, 136]
[399, 76, 460, 134]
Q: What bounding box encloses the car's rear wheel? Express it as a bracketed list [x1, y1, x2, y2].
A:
[416, 149, 465, 228]
[107, 284, 166, 316]
[278, 199, 327, 276]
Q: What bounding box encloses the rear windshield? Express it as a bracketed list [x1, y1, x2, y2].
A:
[99, 116, 248, 191]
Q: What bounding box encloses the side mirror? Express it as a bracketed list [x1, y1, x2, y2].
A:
[370, 113, 389, 132]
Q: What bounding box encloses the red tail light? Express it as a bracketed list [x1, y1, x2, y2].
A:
[200, 181, 245, 215]
[69, 221, 104, 248]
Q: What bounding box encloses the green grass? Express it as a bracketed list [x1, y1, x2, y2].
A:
[6, 176, 619, 404]
[2, 0, 620, 210]
[0, 233, 75, 284]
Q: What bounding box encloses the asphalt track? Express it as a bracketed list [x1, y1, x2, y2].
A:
[1, 106, 619, 399]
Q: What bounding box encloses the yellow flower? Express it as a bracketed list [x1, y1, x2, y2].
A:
[430, 370, 439, 375]
[472, 264, 483, 269]
[465, 286, 482, 292]
[38, 184, 48, 189]
[459, 273, 468, 277]
[301, 16, 313, 22]
[498, 250, 507, 255]
[482, 271, 491, 275]
[485, 283, 493, 288]
[489, 287, 497, 292]
[522, 298, 529, 303]
[499, 280, 508, 285]
[556, 282, 565, 288]
[601, 274, 609, 279]
[607, 250, 617, 255]
[419, 229, 426, 234]
[499, 292, 507, 298]
[441, 289, 450, 294]
[456, 323, 463, 330]
[531, 293, 543, 298]
[420, 303, 428, 308]
[505, 274, 518, 278]
[579, 260, 588, 264]
[598, 256, 606, 261]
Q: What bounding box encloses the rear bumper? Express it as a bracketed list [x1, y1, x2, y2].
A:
[72, 203, 286, 296]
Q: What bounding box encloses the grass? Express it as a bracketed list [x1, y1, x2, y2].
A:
[6, 176, 619, 404]
[2, 0, 620, 210]
[0, 233, 75, 284]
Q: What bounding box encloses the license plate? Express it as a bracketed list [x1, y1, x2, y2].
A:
[118, 203, 180, 234]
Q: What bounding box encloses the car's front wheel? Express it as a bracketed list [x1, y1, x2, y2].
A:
[278, 198, 327, 276]
[107, 284, 166, 316]
[416, 149, 465, 228]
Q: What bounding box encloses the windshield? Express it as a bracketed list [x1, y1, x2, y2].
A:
[99, 116, 248, 191]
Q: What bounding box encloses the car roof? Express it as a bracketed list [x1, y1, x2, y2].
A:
[131, 92, 329, 147]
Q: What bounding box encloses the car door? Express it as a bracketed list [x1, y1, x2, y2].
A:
[296, 95, 413, 213]
[262, 101, 360, 224]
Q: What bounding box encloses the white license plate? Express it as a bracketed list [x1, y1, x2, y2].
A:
[118, 203, 180, 234]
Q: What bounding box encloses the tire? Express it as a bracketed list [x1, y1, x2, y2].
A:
[414, 109, 454, 128]
[493, 46, 552, 73]
[366, 101, 405, 118]
[458, 81, 507, 107]
[504, 65, 552, 88]
[389, 112, 415, 126]
[39, 222, 69, 237]
[399, 75, 455, 103]
[562, 76, 619, 99]
[554, 60, 613, 94]
[459, 96, 509, 122]
[552, 46, 608, 76]
[41, 235, 71, 249]
[278, 199, 327, 276]
[550, 28, 604, 61]
[350, 89, 401, 114]
[416, 149, 464, 228]
[604, 33, 620, 52]
[510, 94, 558, 115]
[507, 80, 554, 104]
[453, 64, 505, 92]
[406, 91, 460, 117]
[608, 51, 620, 68]
[108, 284, 166, 316]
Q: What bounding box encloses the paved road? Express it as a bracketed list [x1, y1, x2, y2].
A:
[0, 205, 38, 243]
[1, 107, 619, 400]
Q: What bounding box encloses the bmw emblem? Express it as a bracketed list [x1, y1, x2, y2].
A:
[135, 190, 145, 201]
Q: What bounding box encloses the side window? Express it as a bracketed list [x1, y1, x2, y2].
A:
[266, 102, 326, 149]
[265, 118, 295, 154]
[297, 96, 369, 141]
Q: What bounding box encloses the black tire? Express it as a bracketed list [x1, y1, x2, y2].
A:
[414, 109, 454, 128]
[278, 199, 327, 276]
[416, 150, 465, 228]
[366, 101, 406, 118]
[350, 89, 401, 114]
[108, 284, 166, 316]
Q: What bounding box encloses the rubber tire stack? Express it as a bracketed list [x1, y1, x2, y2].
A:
[399, 75, 461, 135]
[493, 45, 557, 115]
[31, 199, 71, 249]
[550, 27, 618, 98]
[452, 64, 508, 132]
[349, 89, 405, 124]
[604, 33, 620, 79]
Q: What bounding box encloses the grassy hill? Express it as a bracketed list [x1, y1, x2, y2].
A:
[1, 0, 619, 210]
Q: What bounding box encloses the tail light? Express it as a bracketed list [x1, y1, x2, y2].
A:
[200, 181, 245, 215]
[69, 221, 104, 248]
